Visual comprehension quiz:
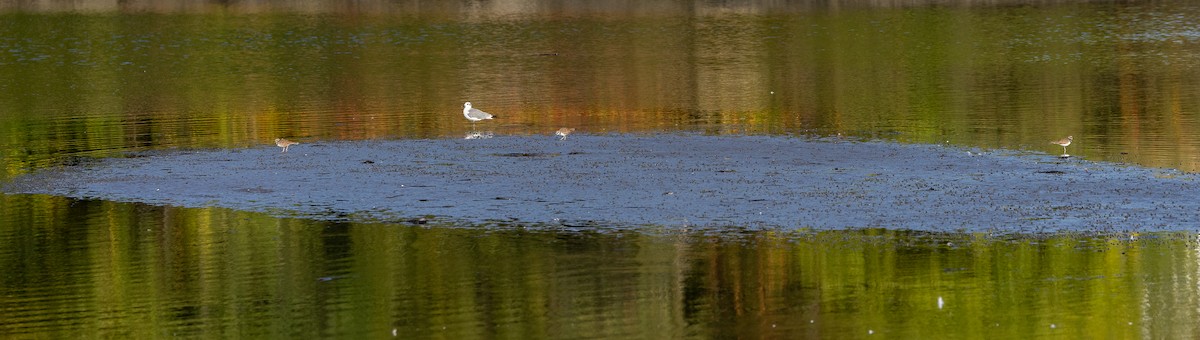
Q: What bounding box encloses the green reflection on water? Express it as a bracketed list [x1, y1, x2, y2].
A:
[3, 3, 1200, 180]
[0, 196, 1195, 338]
[4, 3, 1200, 337]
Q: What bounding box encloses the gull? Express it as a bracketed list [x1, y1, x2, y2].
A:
[463, 102, 494, 128]
[274, 138, 298, 153]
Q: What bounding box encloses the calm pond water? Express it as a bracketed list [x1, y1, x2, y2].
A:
[3, 196, 1198, 338]
[4, 0, 1200, 337]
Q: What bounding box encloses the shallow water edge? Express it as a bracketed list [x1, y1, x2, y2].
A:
[4, 134, 1198, 232]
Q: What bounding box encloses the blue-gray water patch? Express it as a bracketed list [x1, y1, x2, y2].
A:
[4, 134, 1198, 231]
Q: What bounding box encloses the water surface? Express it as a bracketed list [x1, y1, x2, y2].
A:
[2, 198, 1194, 338]
[6, 135, 1199, 231]
[4, 2, 1200, 176]
[4, 1, 1200, 338]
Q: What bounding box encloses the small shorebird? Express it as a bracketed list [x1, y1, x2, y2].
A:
[275, 138, 298, 153]
[462, 102, 494, 128]
[555, 127, 575, 140]
[1050, 136, 1072, 155]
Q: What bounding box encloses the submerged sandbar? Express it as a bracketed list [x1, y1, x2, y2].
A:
[5, 134, 1198, 231]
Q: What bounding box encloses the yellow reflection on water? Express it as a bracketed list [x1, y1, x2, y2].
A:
[4, 3, 1200, 338]
[1, 197, 1198, 337]
[3, 5, 1200, 179]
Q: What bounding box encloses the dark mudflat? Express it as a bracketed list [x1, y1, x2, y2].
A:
[5, 134, 1198, 231]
